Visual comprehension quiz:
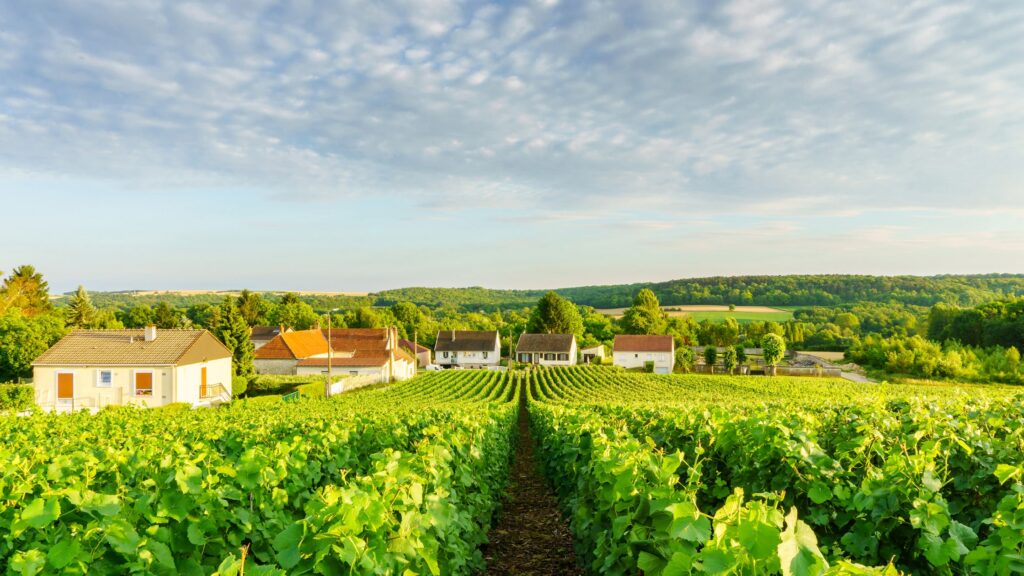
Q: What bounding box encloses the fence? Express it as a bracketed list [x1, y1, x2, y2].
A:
[689, 364, 839, 378]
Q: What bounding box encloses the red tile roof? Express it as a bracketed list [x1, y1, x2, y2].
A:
[613, 335, 674, 353]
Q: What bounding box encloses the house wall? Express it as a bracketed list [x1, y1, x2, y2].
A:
[33, 365, 175, 410]
[519, 341, 578, 366]
[613, 350, 675, 373]
[254, 358, 298, 375]
[296, 364, 387, 381]
[175, 357, 233, 405]
[435, 337, 501, 368]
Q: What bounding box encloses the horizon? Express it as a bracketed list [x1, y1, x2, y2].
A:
[3, 1, 1023, 292]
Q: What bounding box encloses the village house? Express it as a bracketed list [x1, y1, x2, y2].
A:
[515, 333, 578, 366]
[613, 335, 675, 374]
[399, 338, 432, 367]
[580, 344, 606, 364]
[250, 326, 290, 350]
[31, 326, 233, 411]
[254, 326, 415, 382]
[434, 330, 501, 369]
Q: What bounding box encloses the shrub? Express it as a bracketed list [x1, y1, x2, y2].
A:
[232, 375, 249, 397]
[643, 361, 655, 373]
[248, 374, 326, 396]
[0, 383, 34, 412]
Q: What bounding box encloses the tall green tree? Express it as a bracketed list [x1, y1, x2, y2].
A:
[762, 333, 786, 371]
[121, 305, 154, 328]
[703, 346, 718, 370]
[0, 265, 52, 316]
[722, 347, 737, 374]
[269, 301, 319, 330]
[0, 311, 67, 382]
[215, 297, 254, 378]
[621, 289, 666, 335]
[526, 292, 583, 336]
[237, 290, 267, 326]
[66, 285, 96, 328]
[152, 301, 182, 329]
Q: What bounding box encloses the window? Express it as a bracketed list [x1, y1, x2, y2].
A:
[544, 353, 555, 361]
[134, 371, 153, 397]
[634, 353, 639, 358]
[97, 370, 113, 387]
[443, 351, 449, 358]
[483, 351, 488, 359]
[558, 353, 569, 361]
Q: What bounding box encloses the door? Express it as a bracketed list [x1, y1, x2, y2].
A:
[200, 367, 208, 398]
[57, 373, 74, 404]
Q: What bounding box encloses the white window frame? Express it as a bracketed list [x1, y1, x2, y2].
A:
[132, 369, 155, 398]
[96, 369, 113, 388]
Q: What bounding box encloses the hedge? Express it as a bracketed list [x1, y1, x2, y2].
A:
[0, 383, 34, 412]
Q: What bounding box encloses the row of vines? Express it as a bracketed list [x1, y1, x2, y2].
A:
[527, 367, 1024, 575]
[0, 370, 519, 575]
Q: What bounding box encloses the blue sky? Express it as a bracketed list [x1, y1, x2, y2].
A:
[1, 1, 1023, 293]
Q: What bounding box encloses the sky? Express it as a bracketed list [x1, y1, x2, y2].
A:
[1, 0, 1023, 293]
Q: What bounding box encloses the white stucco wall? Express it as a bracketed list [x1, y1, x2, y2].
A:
[613, 350, 674, 373]
[436, 337, 501, 368]
[176, 357, 233, 405]
[518, 341, 579, 366]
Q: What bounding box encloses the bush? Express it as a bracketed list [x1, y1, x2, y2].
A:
[247, 374, 326, 396]
[0, 383, 34, 412]
[232, 375, 249, 397]
[643, 361, 654, 373]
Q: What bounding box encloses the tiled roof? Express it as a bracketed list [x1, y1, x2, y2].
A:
[434, 330, 499, 352]
[250, 326, 285, 340]
[255, 329, 329, 360]
[399, 339, 430, 353]
[613, 335, 674, 353]
[516, 333, 576, 353]
[297, 349, 389, 367]
[33, 329, 230, 366]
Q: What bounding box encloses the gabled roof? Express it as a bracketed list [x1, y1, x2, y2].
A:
[434, 330, 499, 352]
[516, 333, 576, 353]
[323, 328, 388, 354]
[614, 335, 674, 353]
[296, 347, 416, 367]
[33, 329, 231, 366]
[255, 329, 329, 360]
[399, 339, 430, 353]
[251, 326, 287, 341]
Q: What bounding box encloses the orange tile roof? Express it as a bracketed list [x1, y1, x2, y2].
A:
[255, 329, 329, 360]
[614, 335, 674, 353]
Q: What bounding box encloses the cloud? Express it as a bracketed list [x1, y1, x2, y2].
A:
[0, 0, 1021, 221]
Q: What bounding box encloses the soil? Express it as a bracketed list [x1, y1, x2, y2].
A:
[480, 384, 583, 576]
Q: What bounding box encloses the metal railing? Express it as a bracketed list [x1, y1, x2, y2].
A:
[200, 383, 229, 400]
[282, 391, 301, 402]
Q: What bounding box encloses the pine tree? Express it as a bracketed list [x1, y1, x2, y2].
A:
[0, 265, 52, 316]
[215, 296, 254, 378]
[67, 285, 96, 328]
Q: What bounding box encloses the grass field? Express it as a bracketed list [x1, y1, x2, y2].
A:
[598, 304, 793, 323]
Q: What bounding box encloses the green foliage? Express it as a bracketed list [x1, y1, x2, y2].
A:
[214, 297, 255, 378]
[152, 301, 184, 329]
[65, 285, 96, 328]
[0, 265, 52, 316]
[231, 375, 248, 398]
[722, 347, 737, 373]
[0, 370, 517, 574]
[268, 301, 319, 330]
[735, 344, 748, 364]
[762, 334, 786, 367]
[846, 334, 1024, 384]
[622, 289, 667, 335]
[703, 346, 718, 367]
[674, 346, 695, 372]
[526, 291, 584, 337]
[0, 383, 34, 412]
[0, 311, 67, 382]
[528, 366, 1023, 575]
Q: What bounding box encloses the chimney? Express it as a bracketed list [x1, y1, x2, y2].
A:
[144, 325, 157, 342]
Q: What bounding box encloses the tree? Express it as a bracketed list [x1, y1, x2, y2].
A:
[722, 347, 737, 374]
[122, 305, 154, 328]
[0, 265, 52, 316]
[390, 302, 423, 338]
[622, 289, 666, 335]
[269, 301, 319, 330]
[214, 297, 254, 378]
[703, 346, 717, 373]
[280, 292, 301, 306]
[348, 306, 384, 329]
[527, 292, 583, 336]
[675, 346, 695, 372]
[237, 290, 267, 327]
[0, 311, 67, 382]
[762, 333, 786, 374]
[66, 285, 96, 328]
[152, 301, 182, 329]
[735, 344, 748, 365]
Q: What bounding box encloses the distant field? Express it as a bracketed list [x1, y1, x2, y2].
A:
[598, 304, 792, 323]
[81, 289, 370, 297]
[797, 351, 846, 362]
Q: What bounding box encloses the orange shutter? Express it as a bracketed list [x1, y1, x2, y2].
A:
[200, 367, 208, 397]
[57, 373, 74, 399]
[135, 372, 153, 396]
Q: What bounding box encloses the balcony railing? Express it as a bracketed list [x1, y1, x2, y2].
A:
[200, 383, 229, 400]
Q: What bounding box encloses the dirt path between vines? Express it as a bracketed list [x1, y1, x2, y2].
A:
[480, 383, 583, 576]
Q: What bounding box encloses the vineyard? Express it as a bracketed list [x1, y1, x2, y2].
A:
[1, 367, 1022, 575]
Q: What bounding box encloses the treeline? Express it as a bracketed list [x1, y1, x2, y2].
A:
[927, 298, 1024, 348]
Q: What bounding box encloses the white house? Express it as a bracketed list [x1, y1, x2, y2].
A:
[580, 344, 606, 364]
[434, 330, 501, 368]
[613, 335, 675, 374]
[31, 326, 233, 411]
[516, 333, 578, 366]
